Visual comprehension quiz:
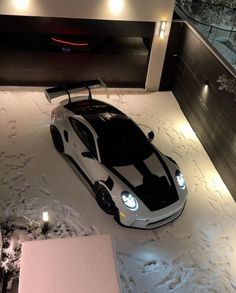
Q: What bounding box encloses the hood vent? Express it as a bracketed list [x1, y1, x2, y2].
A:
[135, 174, 179, 211]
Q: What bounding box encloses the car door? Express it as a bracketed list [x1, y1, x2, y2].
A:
[69, 117, 107, 184]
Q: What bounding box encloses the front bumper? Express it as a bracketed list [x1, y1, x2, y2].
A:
[115, 201, 186, 229]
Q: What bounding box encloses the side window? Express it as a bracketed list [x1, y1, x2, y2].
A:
[69, 118, 97, 158]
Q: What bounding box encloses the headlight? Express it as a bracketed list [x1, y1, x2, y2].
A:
[175, 170, 186, 189]
[121, 191, 139, 211]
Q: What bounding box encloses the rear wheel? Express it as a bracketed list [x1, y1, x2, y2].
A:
[96, 186, 116, 215]
[50, 126, 64, 153]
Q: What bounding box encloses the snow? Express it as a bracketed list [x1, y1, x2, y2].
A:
[0, 87, 236, 293]
[194, 22, 236, 68]
[175, 2, 236, 69]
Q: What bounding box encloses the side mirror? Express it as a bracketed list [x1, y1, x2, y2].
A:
[148, 131, 154, 142]
[81, 151, 93, 159]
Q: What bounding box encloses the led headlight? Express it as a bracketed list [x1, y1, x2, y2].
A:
[121, 191, 139, 211]
[175, 170, 186, 189]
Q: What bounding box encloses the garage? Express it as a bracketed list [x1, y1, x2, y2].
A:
[0, 0, 236, 293]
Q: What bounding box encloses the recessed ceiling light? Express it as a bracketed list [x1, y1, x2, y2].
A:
[12, 0, 29, 10]
[108, 0, 124, 15]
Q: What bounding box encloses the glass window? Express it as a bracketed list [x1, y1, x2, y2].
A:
[97, 118, 153, 166]
[69, 117, 97, 158]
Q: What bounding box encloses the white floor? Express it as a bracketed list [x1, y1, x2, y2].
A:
[0, 88, 236, 293]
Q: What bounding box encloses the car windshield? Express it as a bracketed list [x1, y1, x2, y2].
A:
[97, 117, 153, 166]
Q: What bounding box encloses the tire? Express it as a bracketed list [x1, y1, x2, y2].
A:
[96, 186, 116, 215]
[50, 126, 64, 153]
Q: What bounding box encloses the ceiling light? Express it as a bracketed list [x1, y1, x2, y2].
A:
[12, 0, 29, 10]
[108, 0, 124, 15]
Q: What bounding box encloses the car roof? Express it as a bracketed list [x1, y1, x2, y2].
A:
[64, 98, 133, 136]
[64, 99, 122, 116]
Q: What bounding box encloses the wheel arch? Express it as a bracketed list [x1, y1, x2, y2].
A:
[50, 125, 64, 153]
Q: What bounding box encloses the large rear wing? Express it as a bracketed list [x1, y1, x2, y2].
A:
[45, 79, 107, 103]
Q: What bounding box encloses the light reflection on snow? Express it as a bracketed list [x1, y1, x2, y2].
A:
[207, 172, 229, 195]
[178, 122, 197, 140]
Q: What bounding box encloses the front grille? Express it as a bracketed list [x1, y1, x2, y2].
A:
[146, 208, 183, 227]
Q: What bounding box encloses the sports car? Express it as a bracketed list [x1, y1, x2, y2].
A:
[45, 80, 187, 229]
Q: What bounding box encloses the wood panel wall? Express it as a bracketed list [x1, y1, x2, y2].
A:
[161, 21, 236, 200]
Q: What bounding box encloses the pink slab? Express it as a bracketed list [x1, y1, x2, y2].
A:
[19, 234, 121, 293]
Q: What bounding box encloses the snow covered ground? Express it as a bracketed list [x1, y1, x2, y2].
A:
[0, 87, 236, 293]
[175, 3, 236, 70]
[193, 22, 236, 69]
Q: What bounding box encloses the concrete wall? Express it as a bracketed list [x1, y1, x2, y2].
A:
[0, 0, 173, 22]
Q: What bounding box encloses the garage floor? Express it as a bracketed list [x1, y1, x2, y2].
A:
[0, 88, 236, 293]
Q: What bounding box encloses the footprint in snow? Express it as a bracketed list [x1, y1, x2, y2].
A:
[142, 260, 160, 274]
[41, 173, 50, 185]
[38, 187, 51, 196]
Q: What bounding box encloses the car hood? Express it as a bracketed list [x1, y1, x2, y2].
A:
[111, 151, 179, 211]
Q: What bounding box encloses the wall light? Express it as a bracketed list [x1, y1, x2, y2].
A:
[159, 21, 167, 39]
[202, 80, 209, 98]
[108, 0, 124, 15]
[12, 0, 29, 10]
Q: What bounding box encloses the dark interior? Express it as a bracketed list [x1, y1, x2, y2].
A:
[0, 15, 155, 87]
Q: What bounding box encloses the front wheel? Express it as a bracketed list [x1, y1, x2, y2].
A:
[96, 186, 116, 215]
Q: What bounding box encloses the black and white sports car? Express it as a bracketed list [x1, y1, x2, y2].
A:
[45, 80, 187, 229]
